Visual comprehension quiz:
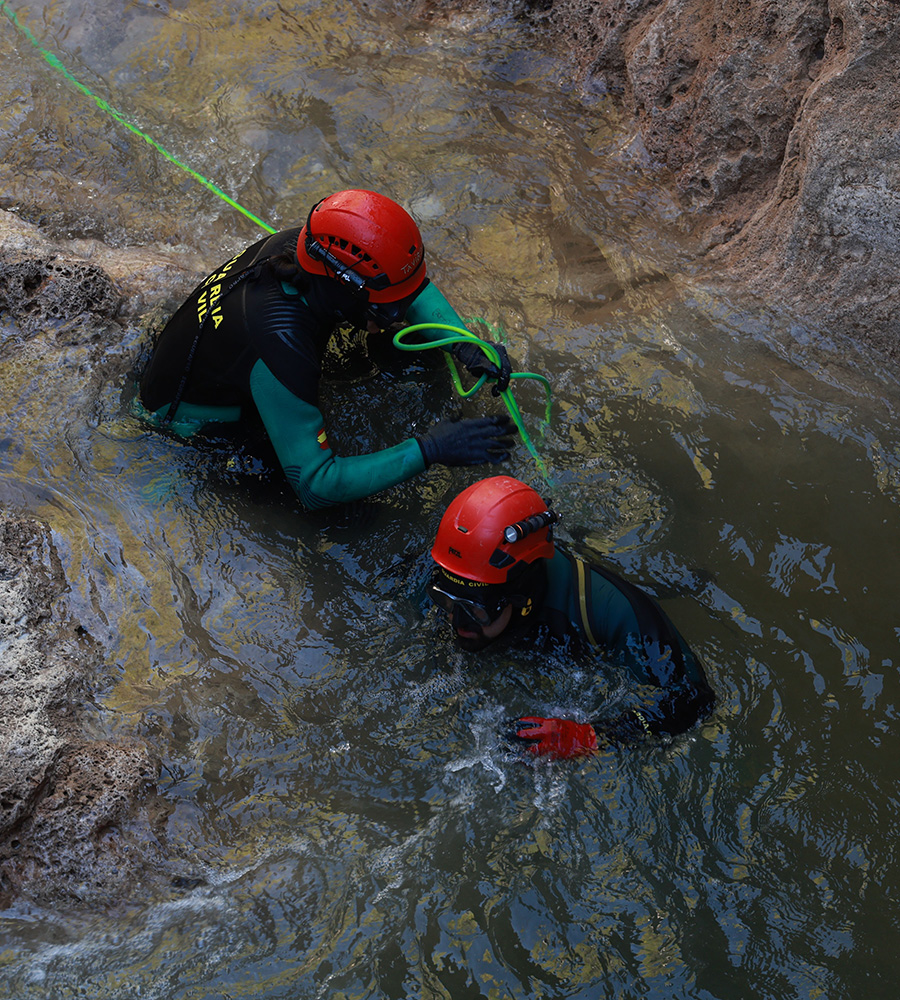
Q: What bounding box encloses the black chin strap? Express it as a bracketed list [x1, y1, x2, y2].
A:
[303, 200, 369, 296]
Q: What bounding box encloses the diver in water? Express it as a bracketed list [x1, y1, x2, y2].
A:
[139, 189, 515, 509]
[427, 476, 715, 759]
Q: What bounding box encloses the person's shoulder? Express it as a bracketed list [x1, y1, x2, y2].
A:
[547, 544, 632, 608]
[263, 226, 304, 252]
[547, 542, 603, 580]
[560, 544, 626, 584]
[542, 544, 579, 600]
[546, 544, 573, 572]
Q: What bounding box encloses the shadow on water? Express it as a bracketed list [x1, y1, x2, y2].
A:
[2, 0, 900, 997]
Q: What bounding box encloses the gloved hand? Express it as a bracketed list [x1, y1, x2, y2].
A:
[507, 717, 599, 760]
[417, 414, 515, 468]
[452, 341, 513, 396]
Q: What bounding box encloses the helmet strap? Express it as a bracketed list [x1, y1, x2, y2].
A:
[303, 200, 397, 298]
[303, 200, 369, 296]
[503, 560, 547, 617]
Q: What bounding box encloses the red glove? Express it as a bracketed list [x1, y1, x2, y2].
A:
[509, 717, 599, 760]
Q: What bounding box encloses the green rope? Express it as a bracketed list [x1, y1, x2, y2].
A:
[2, 2, 556, 484]
[394, 323, 553, 484]
[0, 0, 277, 235]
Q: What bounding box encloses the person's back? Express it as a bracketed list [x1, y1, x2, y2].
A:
[137, 189, 517, 509]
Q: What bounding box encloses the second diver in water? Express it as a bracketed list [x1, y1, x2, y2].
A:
[427, 476, 715, 759]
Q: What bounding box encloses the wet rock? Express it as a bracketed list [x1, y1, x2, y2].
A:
[711, 4, 900, 357]
[421, 0, 900, 353]
[0, 252, 120, 333]
[0, 207, 206, 330]
[0, 207, 119, 338]
[0, 513, 168, 909]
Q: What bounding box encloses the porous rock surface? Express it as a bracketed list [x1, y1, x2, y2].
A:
[0, 206, 204, 338]
[421, 0, 900, 355]
[0, 514, 167, 908]
[0, 208, 205, 908]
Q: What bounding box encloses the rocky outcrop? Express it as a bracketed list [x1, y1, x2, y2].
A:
[712, 4, 900, 356]
[422, 0, 900, 354]
[0, 206, 205, 341]
[0, 513, 168, 907]
[0, 209, 206, 908]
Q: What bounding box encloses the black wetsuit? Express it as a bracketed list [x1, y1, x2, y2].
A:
[511, 546, 715, 739]
[140, 227, 470, 508]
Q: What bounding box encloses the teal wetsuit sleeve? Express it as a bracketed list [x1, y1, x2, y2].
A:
[403, 282, 471, 342]
[249, 360, 426, 509]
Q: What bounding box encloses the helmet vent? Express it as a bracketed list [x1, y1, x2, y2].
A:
[321, 235, 380, 267]
[300, 191, 426, 295]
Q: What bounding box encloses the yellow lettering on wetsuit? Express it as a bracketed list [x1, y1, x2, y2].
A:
[196, 252, 242, 328]
[208, 283, 225, 329]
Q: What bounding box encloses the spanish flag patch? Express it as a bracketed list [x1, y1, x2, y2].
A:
[317, 427, 329, 450]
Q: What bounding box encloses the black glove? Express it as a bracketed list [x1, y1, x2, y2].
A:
[417, 414, 515, 468]
[452, 341, 512, 396]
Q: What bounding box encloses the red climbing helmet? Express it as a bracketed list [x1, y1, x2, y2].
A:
[431, 476, 557, 585]
[297, 189, 427, 303]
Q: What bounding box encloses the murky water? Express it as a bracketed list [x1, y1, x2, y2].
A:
[2, 0, 900, 997]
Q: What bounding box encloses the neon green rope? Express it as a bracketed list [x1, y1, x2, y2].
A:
[394, 323, 553, 484]
[1, 2, 555, 482]
[0, 0, 277, 235]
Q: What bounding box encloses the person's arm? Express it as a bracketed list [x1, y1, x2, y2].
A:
[403, 281, 470, 338]
[577, 563, 715, 742]
[509, 562, 715, 758]
[508, 655, 714, 759]
[403, 283, 512, 392]
[595, 640, 715, 742]
[250, 360, 515, 509]
[250, 359, 425, 509]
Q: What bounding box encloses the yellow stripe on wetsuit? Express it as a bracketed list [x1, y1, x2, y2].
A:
[575, 557, 599, 648]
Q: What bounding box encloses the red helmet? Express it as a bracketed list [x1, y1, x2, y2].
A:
[431, 476, 557, 585]
[297, 189, 427, 303]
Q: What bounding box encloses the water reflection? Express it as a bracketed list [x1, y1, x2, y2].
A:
[1, 0, 899, 997]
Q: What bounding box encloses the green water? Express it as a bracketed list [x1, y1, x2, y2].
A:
[1, 0, 900, 997]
